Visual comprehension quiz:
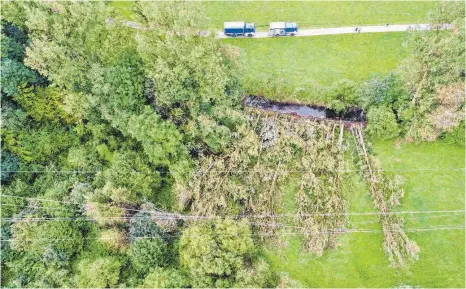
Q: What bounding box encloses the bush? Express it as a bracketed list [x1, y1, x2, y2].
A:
[365, 106, 400, 140]
[442, 121, 465, 146]
[357, 73, 407, 110]
[325, 79, 357, 111]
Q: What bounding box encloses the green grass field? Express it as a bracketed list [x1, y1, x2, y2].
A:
[267, 140, 465, 287]
[110, 1, 431, 103]
[204, 1, 435, 31]
[224, 32, 410, 102]
[111, 1, 435, 29]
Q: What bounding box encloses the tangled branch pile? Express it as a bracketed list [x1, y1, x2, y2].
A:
[177, 110, 350, 254]
[351, 125, 420, 267]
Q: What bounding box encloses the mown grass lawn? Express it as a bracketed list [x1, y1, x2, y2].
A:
[204, 1, 435, 31]
[267, 140, 465, 287]
[224, 32, 410, 102]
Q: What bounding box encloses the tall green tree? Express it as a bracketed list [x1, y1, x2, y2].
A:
[135, 2, 243, 153]
[398, 1, 465, 140]
[180, 219, 272, 288]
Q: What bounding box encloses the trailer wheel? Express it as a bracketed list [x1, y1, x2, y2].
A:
[290, 33, 295, 36]
[275, 34, 280, 37]
[248, 33, 253, 37]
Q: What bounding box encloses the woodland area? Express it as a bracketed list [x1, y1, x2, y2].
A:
[0, 1, 464, 288]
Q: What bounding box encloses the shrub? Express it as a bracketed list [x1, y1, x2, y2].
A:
[365, 106, 400, 140]
[442, 121, 465, 146]
[357, 73, 407, 110]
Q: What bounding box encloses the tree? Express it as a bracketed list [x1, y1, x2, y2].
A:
[233, 258, 275, 288]
[0, 152, 19, 183]
[94, 150, 162, 204]
[365, 106, 400, 140]
[128, 239, 168, 274]
[12, 220, 83, 260]
[17, 1, 108, 91]
[126, 106, 188, 167]
[1, 58, 38, 97]
[75, 257, 121, 288]
[179, 219, 256, 288]
[397, 1, 465, 140]
[141, 267, 190, 288]
[135, 2, 243, 153]
[13, 85, 75, 124]
[357, 73, 407, 110]
[129, 211, 164, 242]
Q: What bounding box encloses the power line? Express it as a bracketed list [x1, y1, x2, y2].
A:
[1, 195, 464, 224]
[2, 167, 464, 174]
[1, 226, 463, 243]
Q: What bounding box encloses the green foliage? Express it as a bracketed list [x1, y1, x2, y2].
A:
[3, 123, 79, 164]
[325, 79, 358, 111]
[14, 85, 75, 124]
[141, 267, 190, 288]
[1, 34, 25, 61]
[233, 258, 275, 287]
[126, 106, 187, 167]
[135, 2, 242, 152]
[180, 219, 255, 287]
[442, 121, 465, 146]
[89, 56, 145, 120]
[1, 152, 19, 183]
[129, 212, 163, 243]
[357, 73, 407, 110]
[397, 1, 465, 140]
[4, 254, 72, 288]
[1, 58, 38, 97]
[94, 150, 162, 204]
[128, 239, 168, 274]
[365, 106, 400, 140]
[20, 1, 108, 90]
[12, 221, 83, 260]
[75, 257, 121, 288]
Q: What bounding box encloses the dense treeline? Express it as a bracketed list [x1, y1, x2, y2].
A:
[0, 1, 463, 288]
[1, 1, 272, 287]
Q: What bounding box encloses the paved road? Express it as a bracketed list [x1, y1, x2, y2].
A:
[217, 23, 451, 39]
[110, 19, 451, 38]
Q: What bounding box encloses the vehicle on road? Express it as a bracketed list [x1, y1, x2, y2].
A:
[224, 22, 256, 37]
[269, 22, 298, 36]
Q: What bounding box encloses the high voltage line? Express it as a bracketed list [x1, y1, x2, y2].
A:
[1, 226, 464, 243]
[1, 194, 464, 220]
[2, 167, 465, 173]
